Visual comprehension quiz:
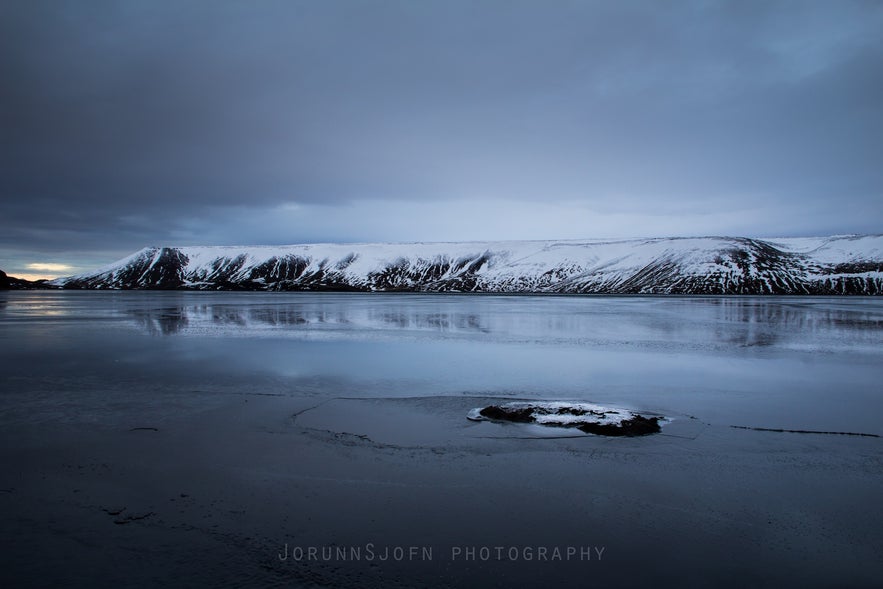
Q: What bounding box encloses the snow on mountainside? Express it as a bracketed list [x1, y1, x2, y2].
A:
[50, 235, 883, 294]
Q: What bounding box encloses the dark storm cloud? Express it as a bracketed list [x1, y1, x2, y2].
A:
[1, 0, 881, 267]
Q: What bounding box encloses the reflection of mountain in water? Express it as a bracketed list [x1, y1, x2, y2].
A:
[128, 304, 488, 336]
[369, 311, 488, 332]
[125, 298, 883, 353]
[709, 298, 883, 347]
[130, 308, 190, 335]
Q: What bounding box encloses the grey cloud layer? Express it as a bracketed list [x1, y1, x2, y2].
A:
[1, 0, 881, 258]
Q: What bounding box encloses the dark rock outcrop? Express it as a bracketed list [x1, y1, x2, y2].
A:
[473, 403, 663, 437]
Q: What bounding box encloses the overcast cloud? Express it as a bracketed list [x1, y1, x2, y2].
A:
[1, 0, 881, 276]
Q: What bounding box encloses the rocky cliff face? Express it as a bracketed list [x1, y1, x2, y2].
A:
[51, 235, 883, 295]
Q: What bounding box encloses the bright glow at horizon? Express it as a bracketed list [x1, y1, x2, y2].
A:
[13, 273, 61, 281]
[27, 263, 72, 272]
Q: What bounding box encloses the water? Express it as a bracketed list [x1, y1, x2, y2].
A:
[1, 291, 882, 587]
[3, 291, 881, 432]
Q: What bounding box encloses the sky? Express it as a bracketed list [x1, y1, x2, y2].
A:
[1, 0, 882, 279]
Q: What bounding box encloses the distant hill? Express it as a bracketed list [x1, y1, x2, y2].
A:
[50, 235, 883, 295]
[0, 270, 54, 290]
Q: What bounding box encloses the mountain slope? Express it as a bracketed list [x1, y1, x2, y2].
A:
[51, 235, 883, 294]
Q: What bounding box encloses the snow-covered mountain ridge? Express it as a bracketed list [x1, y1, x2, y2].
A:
[51, 235, 883, 294]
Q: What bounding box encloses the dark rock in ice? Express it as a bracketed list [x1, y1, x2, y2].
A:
[470, 402, 662, 436]
[479, 405, 537, 423]
[577, 415, 661, 437]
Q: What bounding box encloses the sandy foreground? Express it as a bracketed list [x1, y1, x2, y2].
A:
[1, 390, 881, 588]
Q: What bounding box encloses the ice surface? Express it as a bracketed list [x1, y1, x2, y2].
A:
[1, 291, 882, 588]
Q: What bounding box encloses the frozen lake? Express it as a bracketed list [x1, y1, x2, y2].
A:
[3, 291, 882, 432]
[1, 291, 882, 587]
